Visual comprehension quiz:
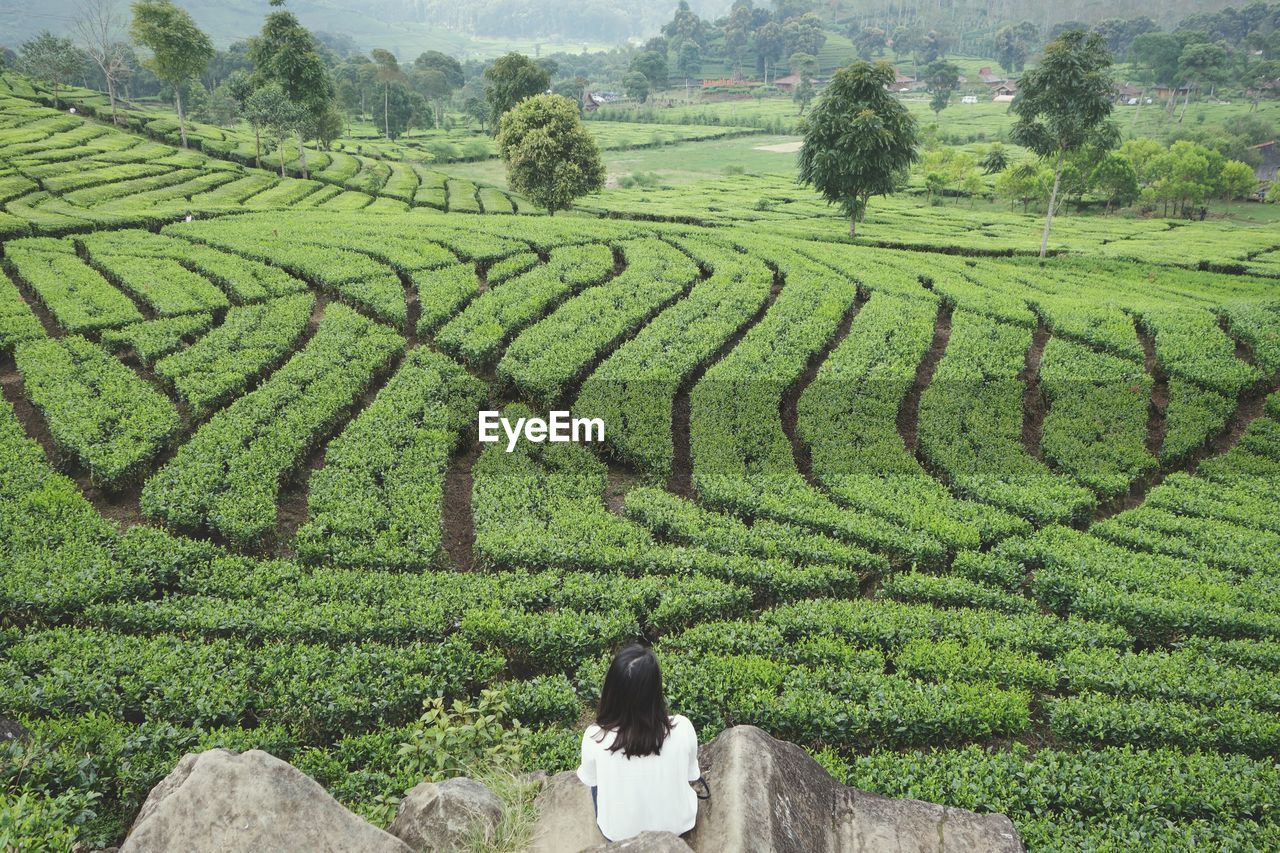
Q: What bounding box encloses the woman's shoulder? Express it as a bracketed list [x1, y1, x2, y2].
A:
[669, 714, 697, 737]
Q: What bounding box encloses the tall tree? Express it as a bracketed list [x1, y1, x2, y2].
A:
[980, 143, 1009, 174]
[676, 41, 702, 89]
[414, 50, 463, 89]
[630, 50, 669, 93]
[755, 21, 784, 82]
[74, 0, 130, 124]
[1090, 152, 1139, 213]
[413, 52, 461, 125]
[249, 0, 332, 178]
[1130, 32, 1182, 89]
[782, 13, 826, 59]
[1176, 41, 1228, 121]
[852, 27, 886, 60]
[663, 0, 706, 47]
[242, 83, 299, 176]
[790, 51, 816, 114]
[994, 21, 1038, 73]
[20, 32, 82, 109]
[130, 0, 213, 147]
[798, 60, 919, 237]
[891, 25, 923, 64]
[623, 70, 650, 103]
[723, 3, 754, 78]
[1010, 30, 1118, 258]
[371, 49, 404, 139]
[412, 67, 451, 127]
[1219, 160, 1257, 208]
[497, 93, 604, 214]
[483, 53, 549, 132]
[925, 59, 960, 116]
[922, 29, 951, 63]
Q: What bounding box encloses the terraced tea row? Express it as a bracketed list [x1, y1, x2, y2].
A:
[2, 204, 1280, 848]
[0, 92, 531, 240]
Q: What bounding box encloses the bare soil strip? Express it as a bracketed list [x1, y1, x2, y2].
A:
[897, 301, 953, 456]
[667, 259, 785, 498]
[441, 438, 481, 571]
[1093, 321, 1278, 523]
[1137, 319, 1169, 457]
[271, 326, 411, 557]
[781, 286, 866, 486]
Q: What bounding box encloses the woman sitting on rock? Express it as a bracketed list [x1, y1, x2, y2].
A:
[576, 644, 701, 842]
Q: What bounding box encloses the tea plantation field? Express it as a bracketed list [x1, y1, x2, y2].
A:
[4, 85, 1280, 850]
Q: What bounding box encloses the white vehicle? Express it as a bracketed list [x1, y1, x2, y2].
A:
[961, 95, 978, 105]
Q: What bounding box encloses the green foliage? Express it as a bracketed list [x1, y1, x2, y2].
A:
[19, 32, 81, 108]
[497, 94, 605, 214]
[438, 243, 613, 366]
[979, 142, 1008, 174]
[99, 313, 212, 365]
[16, 336, 179, 486]
[1010, 29, 1118, 254]
[0, 788, 83, 852]
[141, 304, 403, 544]
[295, 347, 485, 570]
[397, 690, 525, 784]
[918, 310, 1096, 524]
[6, 239, 142, 332]
[129, 0, 214, 145]
[629, 50, 668, 93]
[924, 59, 960, 115]
[484, 53, 550, 128]
[2, 72, 1280, 847]
[798, 60, 918, 235]
[500, 238, 696, 403]
[1090, 152, 1139, 211]
[153, 293, 313, 414]
[994, 21, 1038, 73]
[243, 83, 302, 172]
[622, 71, 650, 103]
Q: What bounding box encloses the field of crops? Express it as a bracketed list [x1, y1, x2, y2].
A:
[4, 80, 1280, 851]
[2, 75, 760, 171]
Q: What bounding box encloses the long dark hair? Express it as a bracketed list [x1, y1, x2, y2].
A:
[594, 644, 673, 758]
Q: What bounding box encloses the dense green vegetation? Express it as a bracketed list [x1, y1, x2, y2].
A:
[3, 1, 1280, 847]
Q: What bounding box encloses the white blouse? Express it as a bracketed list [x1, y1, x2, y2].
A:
[575, 714, 701, 842]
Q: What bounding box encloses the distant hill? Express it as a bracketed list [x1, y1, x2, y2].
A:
[0, 0, 670, 57]
[1, 0, 1254, 62]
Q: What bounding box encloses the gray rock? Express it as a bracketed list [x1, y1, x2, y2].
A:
[529, 770, 604, 853]
[0, 718, 29, 744]
[118, 749, 411, 853]
[686, 726, 1024, 853]
[387, 777, 504, 852]
[584, 831, 694, 852]
[522, 769, 550, 791]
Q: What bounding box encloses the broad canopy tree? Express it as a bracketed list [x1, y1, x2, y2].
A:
[925, 59, 961, 116]
[249, 0, 333, 178]
[130, 0, 213, 147]
[1010, 30, 1118, 257]
[242, 83, 300, 176]
[798, 60, 919, 237]
[484, 53, 550, 133]
[496, 93, 604, 215]
[20, 32, 83, 109]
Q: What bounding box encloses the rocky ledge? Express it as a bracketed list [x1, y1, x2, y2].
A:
[112, 725, 1023, 853]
